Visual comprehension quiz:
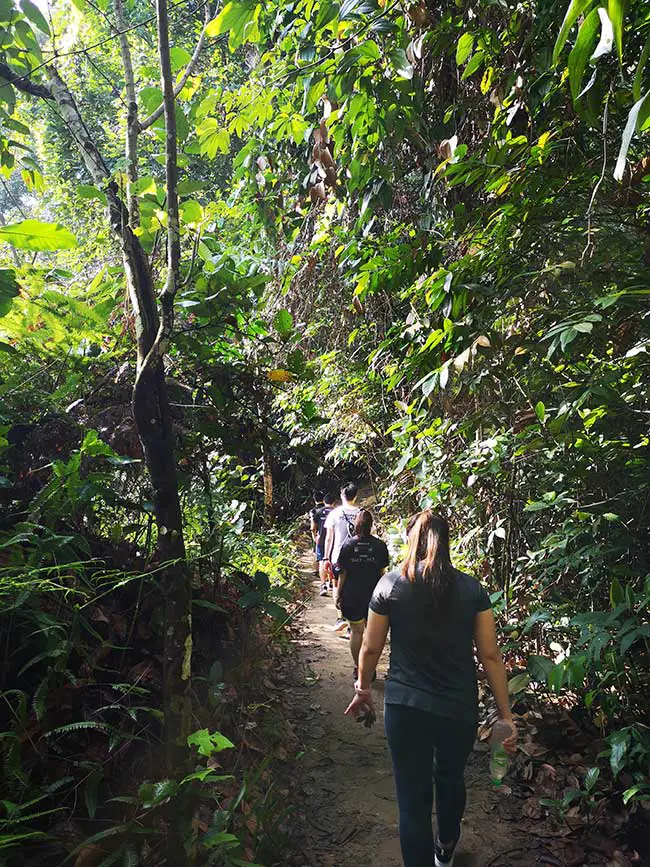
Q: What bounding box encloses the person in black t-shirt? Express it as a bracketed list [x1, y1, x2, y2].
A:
[336, 509, 389, 676]
[344, 510, 517, 867]
[311, 492, 336, 595]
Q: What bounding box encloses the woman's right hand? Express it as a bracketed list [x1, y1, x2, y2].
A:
[500, 717, 517, 754]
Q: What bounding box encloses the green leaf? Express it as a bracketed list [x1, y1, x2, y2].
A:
[614, 92, 650, 181]
[553, 0, 597, 63]
[0, 268, 19, 318]
[138, 779, 178, 809]
[170, 46, 191, 72]
[197, 118, 231, 158]
[607, 0, 625, 63]
[180, 200, 203, 224]
[187, 728, 235, 757]
[274, 308, 293, 338]
[534, 401, 546, 422]
[527, 654, 554, 683]
[568, 8, 600, 101]
[20, 0, 50, 34]
[77, 184, 107, 204]
[456, 32, 474, 66]
[316, 0, 339, 27]
[461, 50, 484, 80]
[584, 766, 600, 792]
[507, 672, 531, 694]
[205, 1, 259, 51]
[633, 36, 650, 102]
[84, 770, 103, 820]
[389, 48, 413, 80]
[0, 220, 77, 251]
[608, 731, 629, 776]
[139, 86, 163, 115]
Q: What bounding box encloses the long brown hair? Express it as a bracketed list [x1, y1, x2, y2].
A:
[354, 509, 373, 538]
[402, 510, 454, 601]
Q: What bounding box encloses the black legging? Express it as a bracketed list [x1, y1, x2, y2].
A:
[384, 703, 476, 867]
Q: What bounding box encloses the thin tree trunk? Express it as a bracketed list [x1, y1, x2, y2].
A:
[43, 65, 191, 777]
[262, 439, 274, 526]
[114, 0, 139, 226]
[153, 0, 192, 781]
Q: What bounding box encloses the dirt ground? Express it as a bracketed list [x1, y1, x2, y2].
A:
[285, 547, 537, 867]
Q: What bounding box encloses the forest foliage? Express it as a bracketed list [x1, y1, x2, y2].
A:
[1, 0, 649, 863]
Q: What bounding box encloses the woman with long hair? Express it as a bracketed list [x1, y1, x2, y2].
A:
[345, 511, 516, 867]
[336, 509, 389, 678]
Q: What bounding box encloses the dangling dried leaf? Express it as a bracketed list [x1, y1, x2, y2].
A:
[256, 155, 268, 171]
[309, 181, 327, 202]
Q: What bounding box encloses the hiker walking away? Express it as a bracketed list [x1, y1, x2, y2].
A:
[313, 492, 336, 596]
[345, 511, 516, 867]
[309, 491, 325, 576]
[323, 482, 360, 628]
[336, 509, 389, 679]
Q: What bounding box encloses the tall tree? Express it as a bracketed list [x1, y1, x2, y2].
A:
[0, 0, 213, 779]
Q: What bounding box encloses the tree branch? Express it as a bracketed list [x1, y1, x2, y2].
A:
[139, 0, 212, 131]
[0, 61, 52, 99]
[114, 0, 140, 225]
[135, 0, 180, 384]
[44, 66, 158, 361]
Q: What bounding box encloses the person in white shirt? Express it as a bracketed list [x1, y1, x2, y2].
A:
[323, 482, 360, 625]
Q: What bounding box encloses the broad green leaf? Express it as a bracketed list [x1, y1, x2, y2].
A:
[0, 268, 19, 318]
[20, 0, 50, 34]
[607, 0, 625, 63]
[461, 50, 484, 80]
[553, 0, 597, 62]
[568, 8, 600, 101]
[507, 672, 531, 694]
[274, 308, 293, 338]
[584, 766, 600, 792]
[180, 200, 203, 224]
[139, 86, 163, 115]
[77, 184, 107, 204]
[534, 401, 546, 422]
[590, 7, 613, 63]
[197, 118, 230, 158]
[389, 47, 413, 80]
[0, 0, 16, 22]
[316, 0, 339, 27]
[169, 46, 191, 73]
[205, 1, 259, 51]
[527, 654, 554, 683]
[456, 32, 474, 66]
[187, 728, 234, 757]
[614, 92, 650, 181]
[0, 220, 77, 251]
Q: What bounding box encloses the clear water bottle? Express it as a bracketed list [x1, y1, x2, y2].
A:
[489, 720, 511, 785]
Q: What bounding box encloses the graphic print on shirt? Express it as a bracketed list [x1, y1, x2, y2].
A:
[324, 505, 361, 565]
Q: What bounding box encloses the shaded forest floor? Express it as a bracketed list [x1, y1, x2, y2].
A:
[280, 542, 649, 867]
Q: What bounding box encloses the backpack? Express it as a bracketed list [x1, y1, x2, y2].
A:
[342, 508, 359, 540]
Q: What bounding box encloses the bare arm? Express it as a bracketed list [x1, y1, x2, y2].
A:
[358, 610, 389, 689]
[311, 517, 319, 541]
[474, 609, 516, 750]
[324, 526, 334, 561]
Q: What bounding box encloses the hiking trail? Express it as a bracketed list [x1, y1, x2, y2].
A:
[285, 541, 533, 867]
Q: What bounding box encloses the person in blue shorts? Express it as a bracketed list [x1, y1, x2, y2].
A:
[311, 491, 336, 594]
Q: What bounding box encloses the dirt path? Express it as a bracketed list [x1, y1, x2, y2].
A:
[286, 545, 533, 867]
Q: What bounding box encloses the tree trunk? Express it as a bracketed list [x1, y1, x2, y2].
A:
[44, 65, 192, 776]
[262, 439, 274, 526]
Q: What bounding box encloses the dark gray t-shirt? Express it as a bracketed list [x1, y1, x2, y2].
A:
[369, 568, 491, 721]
